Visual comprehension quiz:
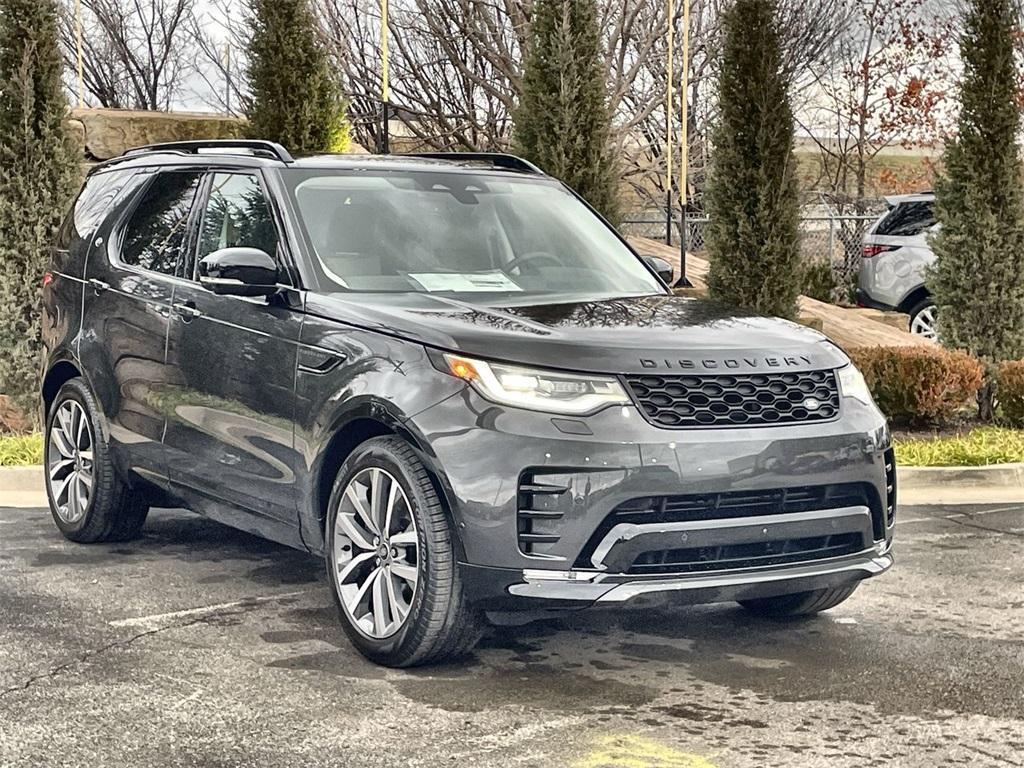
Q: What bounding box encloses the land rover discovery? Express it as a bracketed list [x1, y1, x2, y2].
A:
[40, 141, 895, 667]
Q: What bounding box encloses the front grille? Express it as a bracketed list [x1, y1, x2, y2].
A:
[575, 483, 881, 569]
[628, 532, 863, 575]
[624, 370, 840, 428]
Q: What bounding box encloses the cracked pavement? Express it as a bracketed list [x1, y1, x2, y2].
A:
[1, 502, 1022, 767]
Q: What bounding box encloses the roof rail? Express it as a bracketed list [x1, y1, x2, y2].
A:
[404, 152, 543, 175]
[121, 140, 294, 163]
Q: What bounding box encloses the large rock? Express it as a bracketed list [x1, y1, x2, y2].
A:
[68, 108, 245, 161]
[66, 108, 372, 160]
[0, 395, 31, 433]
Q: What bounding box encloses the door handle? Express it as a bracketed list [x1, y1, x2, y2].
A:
[172, 301, 202, 321]
[89, 278, 110, 294]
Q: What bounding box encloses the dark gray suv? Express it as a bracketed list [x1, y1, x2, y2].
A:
[40, 141, 895, 666]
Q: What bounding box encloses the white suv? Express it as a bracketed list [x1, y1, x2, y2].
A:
[857, 193, 937, 339]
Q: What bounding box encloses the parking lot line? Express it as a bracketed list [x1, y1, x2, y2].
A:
[108, 589, 315, 631]
[895, 505, 1022, 525]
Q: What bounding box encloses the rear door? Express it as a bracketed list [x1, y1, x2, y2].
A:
[79, 168, 204, 488]
[162, 170, 304, 536]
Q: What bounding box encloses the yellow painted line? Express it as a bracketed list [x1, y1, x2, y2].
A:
[575, 734, 718, 768]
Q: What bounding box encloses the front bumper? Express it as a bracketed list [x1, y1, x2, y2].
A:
[408, 385, 893, 607]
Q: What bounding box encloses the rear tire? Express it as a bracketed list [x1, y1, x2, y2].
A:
[738, 585, 858, 618]
[44, 378, 149, 543]
[907, 298, 938, 340]
[325, 437, 482, 667]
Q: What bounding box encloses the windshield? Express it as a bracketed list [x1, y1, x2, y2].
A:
[283, 169, 664, 301]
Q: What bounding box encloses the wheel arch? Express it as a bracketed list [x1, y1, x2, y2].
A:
[308, 405, 466, 560]
[41, 359, 84, 419]
[897, 284, 931, 316]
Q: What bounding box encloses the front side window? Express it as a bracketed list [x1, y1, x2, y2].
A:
[120, 171, 203, 275]
[283, 170, 664, 303]
[192, 173, 279, 279]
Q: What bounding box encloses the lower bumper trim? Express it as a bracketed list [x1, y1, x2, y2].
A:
[507, 546, 893, 604]
[594, 552, 892, 602]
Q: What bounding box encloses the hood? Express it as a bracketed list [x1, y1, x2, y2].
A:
[303, 292, 848, 374]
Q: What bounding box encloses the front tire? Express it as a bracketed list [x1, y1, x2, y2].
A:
[738, 585, 858, 618]
[44, 378, 149, 543]
[325, 437, 482, 667]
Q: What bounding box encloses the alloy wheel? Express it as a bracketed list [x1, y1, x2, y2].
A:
[47, 400, 94, 524]
[910, 304, 938, 340]
[331, 467, 419, 639]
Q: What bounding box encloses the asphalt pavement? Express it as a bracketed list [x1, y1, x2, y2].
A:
[1, 502, 1022, 767]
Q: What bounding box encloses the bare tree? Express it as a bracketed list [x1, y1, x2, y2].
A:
[799, 0, 956, 212]
[188, 0, 249, 115]
[319, 0, 527, 152]
[319, 0, 851, 212]
[59, 0, 198, 110]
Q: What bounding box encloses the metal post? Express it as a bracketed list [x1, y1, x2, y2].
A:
[223, 40, 231, 115]
[678, 0, 690, 285]
[665, 0, 673, 247]
[75, 0, 85, 108]
[828, 216, 836, 276]
[380, 0, 390, 155]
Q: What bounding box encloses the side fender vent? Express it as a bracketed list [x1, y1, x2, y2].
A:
[517, 473, 570, 557]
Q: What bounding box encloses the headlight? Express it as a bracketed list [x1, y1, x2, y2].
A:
[837, 364, 874, 406]
[443, 354, 630, 415]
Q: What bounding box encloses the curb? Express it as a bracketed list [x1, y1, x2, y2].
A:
[897, 462, 1024, 490]
[3, 464, 1024, 507]
[0, 466, 44, 492]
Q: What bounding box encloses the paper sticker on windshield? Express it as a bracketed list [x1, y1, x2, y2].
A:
[409, 271, 523, 292]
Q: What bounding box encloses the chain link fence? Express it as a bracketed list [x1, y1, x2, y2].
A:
[621, 212, 881, 289]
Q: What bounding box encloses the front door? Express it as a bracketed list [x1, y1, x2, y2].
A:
[162, 171, 304, 536]
[79, 168, 204, 489]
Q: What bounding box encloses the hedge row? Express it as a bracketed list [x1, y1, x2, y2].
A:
[849, 346, 1024, 427]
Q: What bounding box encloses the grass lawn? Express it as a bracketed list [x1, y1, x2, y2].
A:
[0, 433, 43, 466]
[894, 427, 1024, 467]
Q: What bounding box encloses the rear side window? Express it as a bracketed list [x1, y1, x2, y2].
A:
[875, 201, 936, 237]
[57, 169, 136, 250]
[120, 171, 203, 275]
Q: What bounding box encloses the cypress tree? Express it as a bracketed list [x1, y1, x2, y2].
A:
[704, 0, 800, 319]
[513, 0, 620, 223]
[245, 0, 349, 154]
[0, 0, 80, 425]
[929, 0, 1024, 419]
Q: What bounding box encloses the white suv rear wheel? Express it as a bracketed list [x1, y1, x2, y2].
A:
[908, 300, 938, 340]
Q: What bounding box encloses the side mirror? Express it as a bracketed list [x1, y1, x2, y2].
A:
[642, 255, 674, 285]
[199, 247, 279, 297]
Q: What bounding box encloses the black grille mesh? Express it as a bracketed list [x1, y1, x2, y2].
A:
[625, 370, 840, 428]
[628, 532, 863, 575]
